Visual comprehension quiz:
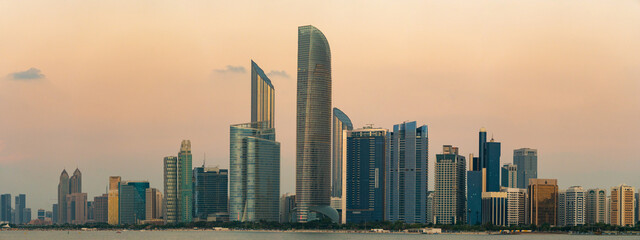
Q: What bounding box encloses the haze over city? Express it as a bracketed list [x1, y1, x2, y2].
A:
[1, 0, 639, 213]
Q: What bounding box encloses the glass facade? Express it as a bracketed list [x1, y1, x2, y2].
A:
[108, 176, 120, 225]
[467, 171, 483, 225]
[178, 140, 193, 223]
[385, 121, 428, 223]
[1, 194, 11, 222]
[193, 167, 229, 220]
[296, 25, 333, 222]
[163, 156, 178, 223]
[332, 107, 353, 198]
[230, 122, 280, 222]
[501, 164, 517, 188]
[251, 60, 275, 128]
[57, 170, 69, 224]
[482, 192, 508, 226]
[118, 181, 149, 225]
[514, 148, 538, 189]
[527, 179, 558, 226]
[345, 128, 386, 223]
[485, 141, 501, 192]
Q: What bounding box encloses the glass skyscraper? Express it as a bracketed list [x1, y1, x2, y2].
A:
[178, 140, 193, 223]
[1, 194, 11, 222]
[345, 127, 386, 223]
[486, 140, 501, 192]
[296, 25, 334, 222]
[229, 60, 280, 222]
[163, 156, 178, 223]
[331, 107, 353, 198]
[118, 181, 149, 224]
[108, 176, 121, 225]
[513, 148, 538, 189]
[193, 166, 228, 220]
[467, 171, 483, 225]
[230, 122, 280, 222]
[57, 169, 69, 224]
[385, 121, 428, 223]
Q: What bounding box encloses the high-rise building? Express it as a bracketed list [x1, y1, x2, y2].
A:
[513, 148, 537, 189]
[386, 121, 428, 223]
[145, 188, 162, 220]
[482, 192, 508, 226]
[22, 208, 31, 224]
[178, 140, 193, 223]
[163, 156, 178, 224]
[586, 188, 607, 224]
[636, 193, 639, 227]
[58, 170, 69, 224]
[610, 184, 635, 226]
[66, 193, 87, 224]
[230, 122, 280, 222]
[296, 25, 334, 223]
[427, 191, 434, 224]
[501, 187, 526, 226]
[485, 139, 501, 192]
[94, 194, 108, 223]
[467, 171, 483, 225]
[501, 164, 517, 188]
[251, 60, 275, 128]
[1, 194, 11, 222]
[344, 127, 386, 223]
[193, 166, 228, 221]
[69, 168, 82, 194]
[527, 179, 558, 226]
[52, 204, 58, 223]
[108, 176, 121, 225]
[434, 145, 466, 224]
[13, 194, 25, 224]
[37, 209, 45, 221]
[119, 181, 149, 224]
[332, 107, 353, 199]
[559, 186, 586, 226]
[279, 193, 296, 223]
[87, 201, 94, 222]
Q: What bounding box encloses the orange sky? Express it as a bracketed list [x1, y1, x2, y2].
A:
[1, 0, 639, 211]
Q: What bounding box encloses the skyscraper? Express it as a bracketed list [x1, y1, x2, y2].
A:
[119, 181, 149, 224]
[501, 187, 526, 226]
[344, 127, 386, 223]
[145, 188, 163, 220]
[94, 194, 108, 223]
[482, 192, 508, 226]
[386, 121, 428, 223]
[296, 25, 333, 223]
[57, 170, 69, 224]
[163, 156, 178, 224]
[14, 194, 25, 224]
[332, 107, 353, 199]
[501, 164, 517, 188]
[230, 122, 280, 222]
[467, 171, 483, 225]
[69, 168, 82, 194]
[610, 184, 635, 226]
[434, 145, 466, 224]
[279, 193, 296, 223]
[513, 148, 538, 189]
[1, 194, 11, 222]
[527, 179, 558, 226]
[251, 60, 275, 128]
[485, 139, 501, 192]
[193, 166, 228, 220]
[586, 188, 607, 224]
[108, 176, 121, 225]
[66, 193, 87, 224]
[178, 140, 193, 223]
[559, 186, 586, 226]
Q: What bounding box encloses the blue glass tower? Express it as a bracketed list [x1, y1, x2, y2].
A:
[386, 121, 428, 223]
[485, 140, 501, 192]
[467, 171, 483, 225]
[345, 128, 386, 223]
[118, 181, 149, 224]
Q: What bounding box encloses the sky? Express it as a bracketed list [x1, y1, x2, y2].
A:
[1, 0, 639, 211]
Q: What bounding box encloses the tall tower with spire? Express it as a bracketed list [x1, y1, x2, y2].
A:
[57, 169, 69, 224]
[69, 168, 82, 194]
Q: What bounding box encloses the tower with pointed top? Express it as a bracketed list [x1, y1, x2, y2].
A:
[70, 168, 82, 194]
[57, 169, 69, 224]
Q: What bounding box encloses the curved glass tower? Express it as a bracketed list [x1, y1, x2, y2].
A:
[331, 107, 352, 198]
[251, 60, 275, 128]
[296, 25, 332, 222]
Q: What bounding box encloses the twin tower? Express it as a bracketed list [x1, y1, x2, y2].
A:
[229, 25, 333, 223]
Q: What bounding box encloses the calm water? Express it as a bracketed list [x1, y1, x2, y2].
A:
[0, 231, 637, 240]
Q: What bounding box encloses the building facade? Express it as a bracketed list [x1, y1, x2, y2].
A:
[93, 194, 108, 223]
[559, 186, 586, 226]
[108, 176, 121, 225]
[467, 171, 483, 225]
[119, 181, 149, 224]
[145, 188, 162, 220]
[513, 148, 538, 189]
[178, 140, 193, 223]
[527, 179, 558, 226]
[66, 193, 87, 225]
[485, 139, 501, 192]
[501, 187, 526, 226]
[1, 194, 11, 222]
[57, 170, 69, 224]
[344, 127, 386, 223]
[163, 156, 178, 224]
[331, 107, 353, 199]
[482, 192, 508, 226]
[279, 193, 296, 223]
[434, 145, 466, 224]
[610, 184, 635, 226]
[586, 188, 607, 224]
[296, 25, 333, 223]
[14, 194, 25, 224]
[386, 121, 428, 223]
[193, 166, 228, 221]
[501, 164, 517, 188]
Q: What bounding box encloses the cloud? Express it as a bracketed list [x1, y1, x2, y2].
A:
[267, 70, 290, 79]
[8, 67, 45, 80]
[215, 65, 246, 74]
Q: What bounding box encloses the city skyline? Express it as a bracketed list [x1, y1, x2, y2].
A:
[1, 1, 640, 212]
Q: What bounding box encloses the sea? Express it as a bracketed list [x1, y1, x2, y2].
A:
[0, 231, 637, 240]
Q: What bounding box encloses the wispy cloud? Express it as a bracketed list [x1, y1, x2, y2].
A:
[215, 65, 246, 74]
[8, 67, 45, 80]
[267, 70, 290, 79]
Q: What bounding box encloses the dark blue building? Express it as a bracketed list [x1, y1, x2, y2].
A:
[193, 166, 229, 220]
[485, 141, 501, 192]
[119, 181, 149, 224]
[346, 128, 387, 223]
[467, 171, 483, 225]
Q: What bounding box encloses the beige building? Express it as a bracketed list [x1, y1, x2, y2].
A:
[527, 179, 558, 226]
[66, 193, 87, 224]
[610, 184, 635, 226]
[108, 176, 121, 225]
[586, 188, 607, 224]
[145, 188, 163, 220]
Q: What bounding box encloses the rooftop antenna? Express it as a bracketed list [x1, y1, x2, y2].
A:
[365, 123, 374, 129]
[203, 153, 206, 168]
